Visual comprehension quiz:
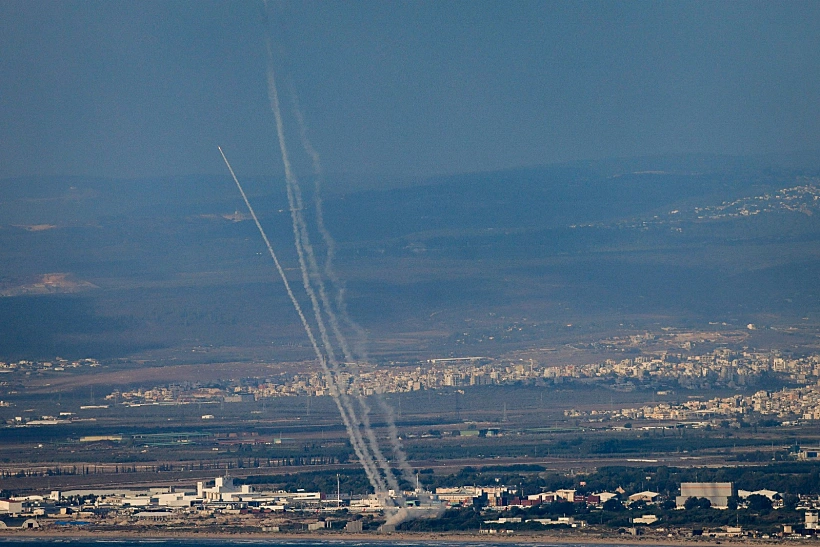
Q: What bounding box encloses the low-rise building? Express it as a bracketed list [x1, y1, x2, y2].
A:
[806, 511, 818, 530]
[676, 482, 733, 509]
[0, 499, 23, 514]
[629, 491, 660, 503]
[633, 514, 659, 525]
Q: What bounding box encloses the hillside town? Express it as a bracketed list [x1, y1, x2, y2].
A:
[5, 349, 820, 428]
[101, 349, 820, 402]
[567, 383, 820, 425]
[103, 349, 820, 427]
[578, 181, 820, 231]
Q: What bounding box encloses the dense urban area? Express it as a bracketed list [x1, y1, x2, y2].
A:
[6, 347, 820, 427]
[4, 344, 820, 540]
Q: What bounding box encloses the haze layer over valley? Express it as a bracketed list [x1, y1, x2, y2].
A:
[1, 153, 818, 364]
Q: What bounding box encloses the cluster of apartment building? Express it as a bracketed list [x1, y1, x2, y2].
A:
[6, 349, 820, 426]
[94, 350, 820, 408]
[548, 350, 820, 391]
[568, 381, 820, 424]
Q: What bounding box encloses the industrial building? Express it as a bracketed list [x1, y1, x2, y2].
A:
[676, 482, 733, 509]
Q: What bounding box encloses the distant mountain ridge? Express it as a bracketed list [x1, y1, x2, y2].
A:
[0, 152, 818, 360]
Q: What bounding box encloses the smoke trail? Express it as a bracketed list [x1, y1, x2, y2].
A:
[260, 3, 442, 522]
[275, 75, 408, 503]
[282, 147, 405, 499]
[289, 84, 422, 493]
[218, 147, 387, 496]
[262, 44, 397, 503]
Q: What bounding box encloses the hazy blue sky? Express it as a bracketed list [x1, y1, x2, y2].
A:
[1, 0, 819, 180]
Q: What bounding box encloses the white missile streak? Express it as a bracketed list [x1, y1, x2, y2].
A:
[278, 109, 397, 504]
[262, 4, 422, 518]
[281, 74, 404, 499]
[263, 49, 392, 500]
[258, 5, 384, 493]
[289, 82, 415, 477]
[217, 146, 384, 494]
[289, 89, 419, 493]
[278, 133, 404, 501]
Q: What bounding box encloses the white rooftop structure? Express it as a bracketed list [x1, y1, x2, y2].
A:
[676, 482, 733, 509]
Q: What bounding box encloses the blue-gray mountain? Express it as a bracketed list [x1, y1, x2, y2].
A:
[0, 153, 818, 360]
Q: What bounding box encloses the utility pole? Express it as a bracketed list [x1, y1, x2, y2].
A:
[455, 392, 461, 421]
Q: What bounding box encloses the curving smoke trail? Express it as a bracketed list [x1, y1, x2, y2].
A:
[265, 49, 408, 507]
[217, 147, 386, 495]
[246, 1, 443, 525]
[288, 85, 422, 494]
[281, 102, 406, 503]
[263, 42, 399, 504]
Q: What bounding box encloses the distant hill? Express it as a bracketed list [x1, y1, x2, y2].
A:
[0, 152, 818, 360]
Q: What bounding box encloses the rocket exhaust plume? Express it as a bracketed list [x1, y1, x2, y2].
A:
[262, 46, 395, 501]
[218, 146, 387, 494]
[217, 2, 445, 524]
[288, 83, 423, 497]
[264, 47, 411, 507]
[267, 54, 403, 502]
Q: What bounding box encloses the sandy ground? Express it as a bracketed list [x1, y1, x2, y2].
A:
[0, 529, 793, 546]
